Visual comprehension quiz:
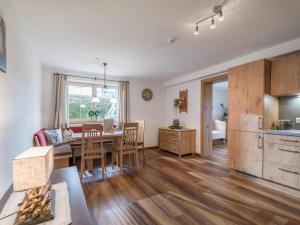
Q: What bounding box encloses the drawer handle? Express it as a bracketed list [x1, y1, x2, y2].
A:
[279, 139, 299, 143]
[279, 168, 300, 175]
[278, 148, 300, 154]
[258, 117, 263, 130]
[258, 136, 263, 149]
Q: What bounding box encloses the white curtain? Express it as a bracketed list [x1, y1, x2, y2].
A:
[53, 74, 68, 128]
[118, 81, 129, 128]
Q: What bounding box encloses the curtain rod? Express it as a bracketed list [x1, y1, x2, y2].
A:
[54, 72, 129, 83]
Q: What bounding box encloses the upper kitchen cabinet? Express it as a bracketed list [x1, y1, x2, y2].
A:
[271, 53, 300, 96]
[228, 59, 271, 132]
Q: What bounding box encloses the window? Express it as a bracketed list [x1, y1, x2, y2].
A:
[68, 82, 118, 123]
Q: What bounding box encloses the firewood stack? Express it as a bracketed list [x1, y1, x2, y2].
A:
[17, 182, 52, 224]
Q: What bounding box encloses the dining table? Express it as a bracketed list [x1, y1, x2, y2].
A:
[71, 130, 123, 170]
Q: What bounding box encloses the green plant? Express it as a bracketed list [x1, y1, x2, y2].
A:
[88, 110, 95, 119]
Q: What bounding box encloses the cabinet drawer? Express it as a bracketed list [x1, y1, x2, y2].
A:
[263, 161, 300, 190]
[159, 133, 178, 144]
[159, 141, 178, 153]
[264, 134, 300, 147]
[264, 142, 300, 168]
[159, 129, 178, 137]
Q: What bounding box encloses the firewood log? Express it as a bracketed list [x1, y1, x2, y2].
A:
[18, 214, 26, 224]
[32, 208, 42, 219]
[19, 199, 29, 212]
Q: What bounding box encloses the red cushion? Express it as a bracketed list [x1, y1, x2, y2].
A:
[68, 126, 82, 133]
[35, 129, 47, 146]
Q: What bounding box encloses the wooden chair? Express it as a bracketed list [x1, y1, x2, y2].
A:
[135, 120, 145, 161]
[80, 123, 106, 182]
[111, 122, 139, 175]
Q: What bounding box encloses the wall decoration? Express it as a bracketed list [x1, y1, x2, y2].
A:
[174, 89, 188, 113]
[142, 88, 153, 101]
[0, 15, 6, 73]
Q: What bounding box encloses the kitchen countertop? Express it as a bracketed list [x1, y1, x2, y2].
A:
[264, 129, 300, 137]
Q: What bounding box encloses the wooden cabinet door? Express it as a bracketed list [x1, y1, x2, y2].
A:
[228, 60, 267, 132]
[271, 53, 300, 96]
[228, 130, 263, 177]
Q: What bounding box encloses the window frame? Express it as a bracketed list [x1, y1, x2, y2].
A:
[68, 81, 119, 124]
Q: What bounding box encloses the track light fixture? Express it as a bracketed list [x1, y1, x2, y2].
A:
[210, 17, 216, 29]
[194, 24, 199, 35]
[193, 4, 224, 35]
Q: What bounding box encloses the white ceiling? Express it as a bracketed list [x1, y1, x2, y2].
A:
[15, 0, 300, 81]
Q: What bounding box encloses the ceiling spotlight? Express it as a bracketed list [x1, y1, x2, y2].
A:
[210, 17, 216, 29]
[194, 24, 199, 35]
[218, 9, 224, 21]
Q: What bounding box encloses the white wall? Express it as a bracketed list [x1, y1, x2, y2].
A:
[41, 66, 165, 147]
[0, 0, 42, 199]
[129, 79, 165, 147]
[165, 80, 201, 153]
[212, 84, 228, 121]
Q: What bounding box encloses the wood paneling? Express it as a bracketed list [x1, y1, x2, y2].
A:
[159, 128, 196, 157]
[271, 53, 300, 96]
[263, 95, 279, 129]
[228, 131, 263, 177]
[82, 149, 300, 225]
[228, 60, 269, 132]
[201, 83, 213, 158]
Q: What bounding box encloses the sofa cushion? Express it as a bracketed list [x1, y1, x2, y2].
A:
[35, 129, 47, 146]
[44, 129, 63, 145]
[54, 144, 72, 157]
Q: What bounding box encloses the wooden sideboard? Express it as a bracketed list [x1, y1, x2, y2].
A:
[159, 128, 196, 157]
[0, 167, 92, 225]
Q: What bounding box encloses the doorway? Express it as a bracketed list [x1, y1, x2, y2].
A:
[201, 74, 228, 166]
[211, 81, 228, 164]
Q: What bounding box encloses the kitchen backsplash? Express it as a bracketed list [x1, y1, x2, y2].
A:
[279, 96, 300, 130]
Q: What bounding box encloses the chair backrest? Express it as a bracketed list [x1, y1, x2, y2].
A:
[103, 119, 114, 133]
[122, 123, 139, 146]
[81, 123, 104, 155]
[135, 120, 145, 143]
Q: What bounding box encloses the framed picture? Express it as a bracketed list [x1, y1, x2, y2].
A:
[0, 16, 6, 73]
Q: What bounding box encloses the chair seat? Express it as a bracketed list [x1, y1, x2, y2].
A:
[137, 141, 144, 145]
[54, 144, 72, 157]
[113, 145, 136, 152]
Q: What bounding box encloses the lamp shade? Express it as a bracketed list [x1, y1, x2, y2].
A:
[91, 97, 100, 103]
[13, 146, 54, 191]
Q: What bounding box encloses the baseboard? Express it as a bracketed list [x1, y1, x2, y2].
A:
[144, 146, 159, 149]
[0, 184, 13, 213]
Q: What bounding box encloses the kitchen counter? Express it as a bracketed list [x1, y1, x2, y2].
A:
[264, 129, 300, 137]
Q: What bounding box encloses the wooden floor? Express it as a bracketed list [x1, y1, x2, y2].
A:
[212, 140, 227, 165]
[82, 148, 300, 225]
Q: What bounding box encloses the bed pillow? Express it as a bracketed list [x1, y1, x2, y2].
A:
[44, 129, 63, 145]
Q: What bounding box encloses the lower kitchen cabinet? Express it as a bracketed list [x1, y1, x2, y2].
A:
[228, 130, 264, 177]
[263, 134, 300, 189]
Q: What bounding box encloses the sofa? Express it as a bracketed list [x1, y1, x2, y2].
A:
[34, 129, 72, 169]
[212, 120, 227, 141]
